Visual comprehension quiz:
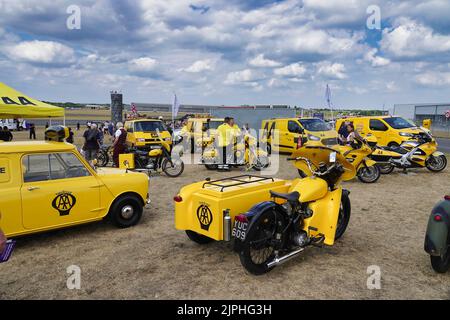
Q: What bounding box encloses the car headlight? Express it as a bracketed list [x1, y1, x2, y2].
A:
[307, 134, 320, 141]
[399, 132, 413, 137]
[137, 138, 146, 142]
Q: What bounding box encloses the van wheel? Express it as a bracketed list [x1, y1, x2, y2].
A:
[186, 230, 214, 244]
[430, 251, 450, 273]
[109, 195, 143, 228]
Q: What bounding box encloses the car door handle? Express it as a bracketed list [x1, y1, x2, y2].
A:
[27, 186, 40, 191]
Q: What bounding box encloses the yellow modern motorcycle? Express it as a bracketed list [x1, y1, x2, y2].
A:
[201, 133, 270, 171]
[233, 145, 356, 274]
[370, 131, 447, 174]
[298, 135, 380, 183]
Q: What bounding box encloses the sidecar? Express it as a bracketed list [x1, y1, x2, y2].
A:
[174, 175, 295, 242]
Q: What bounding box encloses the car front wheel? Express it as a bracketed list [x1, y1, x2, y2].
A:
[109, 195, 143, 228]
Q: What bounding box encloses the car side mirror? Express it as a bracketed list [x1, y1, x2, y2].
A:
[297, 128, 304, 134]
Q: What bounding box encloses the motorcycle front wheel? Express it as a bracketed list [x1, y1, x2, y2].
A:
[97, 149, 109, 167]
[238, 208, 287, 275]
[162, 158, 185, 177]
[335, 192, 351, 240]
[426, 155, 447, 172]
[430, 251, 450, 273]
[252, 156, 270, 171]
[357, 165, 380, 183]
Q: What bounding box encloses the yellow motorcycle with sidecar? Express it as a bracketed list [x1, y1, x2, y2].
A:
[174, 145, 356, 275]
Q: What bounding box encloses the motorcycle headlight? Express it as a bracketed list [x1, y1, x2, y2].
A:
[307, 134, 320, 141]
[399, 132, 413, 137]
[164, 137, 171, 141]
[137, 138, 146, 142]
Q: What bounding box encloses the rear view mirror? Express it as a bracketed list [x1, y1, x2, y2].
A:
[329, 152, 337, 163]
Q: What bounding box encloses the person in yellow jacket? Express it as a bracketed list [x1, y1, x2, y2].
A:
[216, 117, 241, 171]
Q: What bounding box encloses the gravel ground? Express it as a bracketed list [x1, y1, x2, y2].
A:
[1, 128, 449, 299]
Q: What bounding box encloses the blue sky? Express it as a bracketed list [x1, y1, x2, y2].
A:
[0, 0, 450, 110]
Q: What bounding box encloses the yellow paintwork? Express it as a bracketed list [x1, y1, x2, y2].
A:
[124, 119, 172, 149]
[175, 145, 355, 245]
[336, 116, 423, 147]
[186, 118, 224, 148]
[0, 141, 149, 238]
[119, 153, 135, 169]
[423, 119, 432, 130]
[261, 118, 338, 153]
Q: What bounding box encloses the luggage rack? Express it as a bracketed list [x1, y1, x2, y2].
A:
[202, 175, 275, 192]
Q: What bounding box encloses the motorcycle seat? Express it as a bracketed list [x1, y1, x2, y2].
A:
[270, 190, 300, 204]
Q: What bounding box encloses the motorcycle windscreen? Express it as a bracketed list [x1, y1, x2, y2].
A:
[291, 145, 356, 182]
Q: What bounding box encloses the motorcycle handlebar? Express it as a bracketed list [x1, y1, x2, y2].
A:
[287, 156, 338, 176]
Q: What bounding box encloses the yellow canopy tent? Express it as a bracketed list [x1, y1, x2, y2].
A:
[0, 82, 64, 118]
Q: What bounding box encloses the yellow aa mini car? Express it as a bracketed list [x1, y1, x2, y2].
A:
[0, 128, 150, 238]
[124, 119, 172, 150]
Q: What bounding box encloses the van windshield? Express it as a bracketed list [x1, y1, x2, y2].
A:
[299, 118, 330, 132]
[383, 117, 416, 129]
[134, 121, 166, 132]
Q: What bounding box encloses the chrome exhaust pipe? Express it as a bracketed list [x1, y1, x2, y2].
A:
[266, 247, 304, 268]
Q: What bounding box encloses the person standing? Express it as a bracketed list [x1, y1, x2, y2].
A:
[29, 123, 36, 140]
[66, 128, 74, 144]
[216, 117, 241, 171]
[82, 123, 101, 165]
[113, 122, 127, 168]
[3, 126, 12, 141]
[76, 122, 80, 131]
[108, 122, 114, 136]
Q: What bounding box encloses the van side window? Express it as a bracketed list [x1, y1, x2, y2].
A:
[288, 121, 301, 133]
[22, 153, 90, 183]
[369, 119, 388, 131]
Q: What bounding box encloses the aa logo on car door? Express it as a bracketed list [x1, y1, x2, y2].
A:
[197, 204, 213, 231]
[52, 191, 77, 216]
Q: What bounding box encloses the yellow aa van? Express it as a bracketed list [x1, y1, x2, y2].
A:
[261, 117, 338, 153]
[124, 119, 172, 150]
[336, 116, 424, 147]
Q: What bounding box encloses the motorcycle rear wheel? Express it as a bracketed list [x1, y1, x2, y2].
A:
[97, 149, 109, 167]
[426, 155, 447, 172]
[377, 163, 395, 174]
[430, 251, 450, 273]
[357, 165, 380, 183]
[238, 208, 286, 275]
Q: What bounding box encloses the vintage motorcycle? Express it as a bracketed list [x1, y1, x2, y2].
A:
[201, 133, 270, 171]
[233, 145, 356, 274]
[121, 134, 184, 177]
[370, 131, 447, 174]
[424, 195, 450, 273]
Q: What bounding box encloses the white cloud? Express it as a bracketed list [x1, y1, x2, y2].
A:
[274, 63, 307, 77]
[364, 48, 390, 67]
[3, 40, 75, 66]
[182, 59, 215, 73]
[224, 69, 262, 86]
[415, 72, 450, 87]
[381, 18, 450, 58]
[248, 54, 282, 68]
[128, 57, 158, 73]
[316, 61, 347, 79]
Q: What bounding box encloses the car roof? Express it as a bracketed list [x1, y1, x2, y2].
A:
[125, 119, 162, 123]
[267, 117, 320, 121]
[0, 141, 76, 154]
[337, 116, 392, 121]
[188, 118, 224, 122]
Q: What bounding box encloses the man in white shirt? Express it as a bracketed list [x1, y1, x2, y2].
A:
[113, 122, 128, 167]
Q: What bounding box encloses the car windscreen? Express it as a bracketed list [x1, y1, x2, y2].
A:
[383, 117, 416, 129]
[207, 121, 223, 130]
[134, 121, 166, 132]
[298, 119, 330, 132]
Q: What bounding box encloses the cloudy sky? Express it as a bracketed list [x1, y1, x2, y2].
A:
[0, 0, 449, 109]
